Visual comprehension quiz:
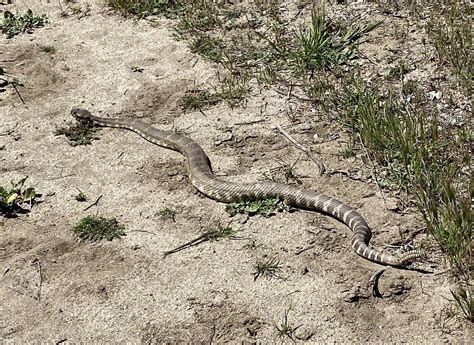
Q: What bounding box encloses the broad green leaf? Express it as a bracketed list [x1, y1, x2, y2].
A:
[7, 193, 18, 205]
[22, 187, 36, 202]
[12, 176, 28, 192]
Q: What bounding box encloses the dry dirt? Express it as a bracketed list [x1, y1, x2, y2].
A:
[0, 1, 472, 343]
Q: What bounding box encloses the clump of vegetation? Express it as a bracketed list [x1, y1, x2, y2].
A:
[180, 89, 222, 111]
[106, 0, 182, 18]
[158, 207, 176, 221]
[427, 1, 473, 95]
[72, 215, 126, 242]
[40, 45, 56, 54]
[226, 196, 290, 218]
[253, 257, 283, 281]
[1, 9, 48, 38]
[275, 309, 302, 343]
[207, 225, 235, 241]
[0, 176, 38, 216]
[287, 12, 381, 75]
[450, 287, 473, 322]
[55, 121, 100, 146]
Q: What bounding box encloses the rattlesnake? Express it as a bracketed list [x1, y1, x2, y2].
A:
[71, 108, 423, 266]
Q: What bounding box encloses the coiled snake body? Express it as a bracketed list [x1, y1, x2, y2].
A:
[71, 108, 422, 266]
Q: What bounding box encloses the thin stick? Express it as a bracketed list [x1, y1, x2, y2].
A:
[12, 82, 25, 104]
[35, 259, 43, 301]
[277, 125, 326, 175]
[83, 195, 103, 211]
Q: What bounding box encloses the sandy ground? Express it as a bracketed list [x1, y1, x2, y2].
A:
[1, 1, 472, 343]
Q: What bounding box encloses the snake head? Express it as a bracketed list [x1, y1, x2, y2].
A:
[71, 108, 93, 121]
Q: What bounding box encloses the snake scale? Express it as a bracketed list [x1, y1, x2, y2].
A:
[71, 108, 423, 266]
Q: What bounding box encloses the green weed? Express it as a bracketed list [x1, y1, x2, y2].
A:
[450, 287, 473, 322]
[1, 9, 47, 38]
[189, 34, 224, 62]
[55, 121, 100, 146]
[427, 1, 473, 95]
[106, 0, 182, 18]
[274, 308, 302, 343]
[289, 12, 380, 75]
[0, 176, 38, 217]
[72, 215, 126, 242]
[180, 89, 221, 110]
[253, 257, 283, 281]
[226, 196, 289, 218]
[158, 207, 176, 221]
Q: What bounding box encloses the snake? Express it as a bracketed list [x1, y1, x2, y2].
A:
[71, 107, 423, 267]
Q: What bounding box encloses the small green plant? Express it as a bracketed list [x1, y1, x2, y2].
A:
[427, 2, 473, 95]
[207, 225, 235, 241]
[72, 215, 126, 242]
[55, 121, 100, 146]
[286, 11, 381, 75]
[106, 0, 182, 18]
[1, 9, 48, 38]
[131, 65, 144, 73]
[158, 207, 176, 222]
[0, 176, 37, 216]
[180, 89, 221, 110]
[226, 196, 289, 218]
[274, 309, 301, 343]
[450, 287, 473, 322]
[388, 61, 411, 79]
[40, 45, 56, 54]
[190, 34, 224, 62]
[253, 257, 282, 281]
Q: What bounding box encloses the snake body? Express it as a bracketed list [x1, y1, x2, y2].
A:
[71, 108, 422, 266]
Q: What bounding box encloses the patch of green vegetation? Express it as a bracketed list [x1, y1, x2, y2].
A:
[226, 196, 289, 218]
[216, 73, 251, 108]
[190, 34, 224, 62]
[427, 1, 473, 95]
[55, 121, 100, 146]
[180, 89, 221, 110]
[1, 9, 48, 38]
[287, 12, 381, 75]
[450, 287, 473, 322]
[72, 215, 126, 242]
[417, 171, 472, 275]
[274, 309, 302, 343]
[158, 207, 176, 221]
[106, 0, 182, 18]
[40, 45, 56, 54]
[253, 257, 282, 281]
[333, 75, 471, 277]
[388, 61, 411, 79]
[207, 225, 235, 241]
[0, 176, 38, 217]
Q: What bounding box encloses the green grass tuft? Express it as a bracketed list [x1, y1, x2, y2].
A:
[253, 257, 283, 281]
[226, 196, 290, 218]
[1, 9, 47, 38]
[55, 121, 100, 146]
[72, 215, 126, 242]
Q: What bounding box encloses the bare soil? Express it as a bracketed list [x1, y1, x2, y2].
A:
[0, 1, 472, 343]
